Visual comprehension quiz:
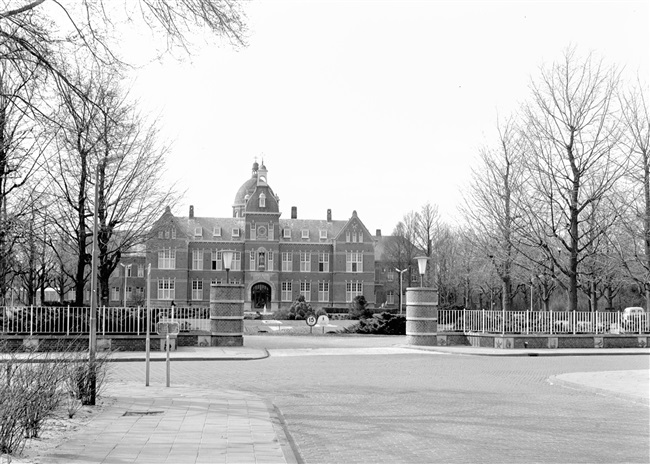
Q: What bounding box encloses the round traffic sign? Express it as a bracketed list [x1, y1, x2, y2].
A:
[306, 314, 317, 326]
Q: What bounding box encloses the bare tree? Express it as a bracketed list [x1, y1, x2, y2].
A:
[616, 78, 650, 309]
[462, 117, 526, 312]
[523, 48, 625, 312]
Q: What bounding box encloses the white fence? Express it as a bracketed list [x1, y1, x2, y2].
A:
[438, 309, 650, 335]
[0, 306, 211, 335]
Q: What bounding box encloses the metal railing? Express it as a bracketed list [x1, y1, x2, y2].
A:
[0, 306, 211, 335]
[438, 309, 650, 335]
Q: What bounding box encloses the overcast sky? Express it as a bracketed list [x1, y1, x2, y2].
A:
[128, 0, 649, 235]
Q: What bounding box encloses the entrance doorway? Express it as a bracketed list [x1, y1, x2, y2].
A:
[251, 283, 271, 310]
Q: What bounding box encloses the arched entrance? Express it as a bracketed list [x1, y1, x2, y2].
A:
[251, 282, 271, 310]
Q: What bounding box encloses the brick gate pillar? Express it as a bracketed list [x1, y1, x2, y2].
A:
[406, 287, 438, 346]
[210, 284, 245, 346]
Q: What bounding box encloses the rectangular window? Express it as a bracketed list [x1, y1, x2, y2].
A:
[192, 249, 203, 270]
[268, 225, 274, 240]
[158, 248, 176, 269]
[213, 226, 221, 237]
[126, 286, 132, 301]
[211, 278, 222, 285]
[387, 291, 395, 305]
[281, 282, 292, 301]
[157, 278, 175, 300]
[352, 232, 358, 243]
[137, 265, 144, 277]
[318, 281, 330, 302]
[319, 230, 327, 240]
[171, 228, 176, 239]
[125, 264, 132, 277]
[358, 232, 363, 243]
[345, 230, 351, 243]
[318, 253, 329, 272]
[111, 287, 120, 301]
[301, 229, 309, 239]
[135, 287, 144, 296]
[232, 228, 240, 238]
[250, 250, 255, 270]
[158, 230, 164, 239]
[346, 281, 363, 302]
[283, 228, 291, 239]
[231, 252, 242, 271]
[300, 281, 311, 302]
[282, 252, 293, 271]
[411, 273, 419, 283]
[192, 279, 203, 300]
[300, 252, 311, 272]
[258, 251, 266, 269]
[250, 227, 256, 240]
[211, 250, 223, 270]
[387, 271, 395, 282]
[268, 251, 273, 270]
[194, 226, 202, 237]
[346, 252, 363, 273]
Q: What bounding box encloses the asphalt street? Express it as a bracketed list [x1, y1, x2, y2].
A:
[107, 335, 650, 464]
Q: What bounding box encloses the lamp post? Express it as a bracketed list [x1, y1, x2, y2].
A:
[119, 263, 128, 308]
[415, 256, 429, 287]
[222, 250, 234, 284]
[396, 268, 407, 316]
[171, 300, 176, 322]
[88, 165, 100, 406]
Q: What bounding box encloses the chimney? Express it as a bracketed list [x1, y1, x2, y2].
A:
[327, 209, 332, 222]
[291, 206, 297, 219]
[376, 229, 381, 237]
[189, 205, 194, 219]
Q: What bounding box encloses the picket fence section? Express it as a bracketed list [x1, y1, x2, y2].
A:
[437, 309, 650, 335]
[0, 306, 211, 335]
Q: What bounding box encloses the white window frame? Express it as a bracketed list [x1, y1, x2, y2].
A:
[301, 229, 309, 239]
[268, 225, 274, 240]
[250, 250, 256, 270]
[345, 230, 350, 243]
[282, 252, 293, 271]
[283, 228, 291, 239]
[192, 279, 203, 300]
[268, 251, 274, 270]
[387, 291, 395, 305]
[300, 281, 311, 302]
[212, 250, 223, 270]
[346, 252, 363, 273]
[157, 278, 175, 300]
[281, 282, 292, 302]
[111, 287, 120, 302]
[194, 226, 202, 237]
[300, 252, 311, 272]
[318, 253, 329, 272]
[387, 271, 395, 282]
[319, 230, 327, 240]
[213, 226, 221, 237]
[171, 228, 176, 239]
[192, 249, 203, 270]
[137, 265, 144, 277]
[158, 248, 176, 269]
[346, 281, 362, 302]
[232, 228, 240, 238]
[231, 252, 241, 271]
[259, 193, 266, 207]
[318, 281, 330, 302]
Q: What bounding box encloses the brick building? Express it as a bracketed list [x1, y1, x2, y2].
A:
[116, 161, 394, 311]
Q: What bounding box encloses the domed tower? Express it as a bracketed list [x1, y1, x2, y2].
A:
[232, 161, 259, 218]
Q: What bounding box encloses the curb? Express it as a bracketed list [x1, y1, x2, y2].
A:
[402, 346, 650, 357]
[549, 375, 650, 406]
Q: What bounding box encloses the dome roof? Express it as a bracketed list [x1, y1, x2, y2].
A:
[233, 176, 257, 206]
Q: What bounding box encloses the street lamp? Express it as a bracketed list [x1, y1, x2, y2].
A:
[395, 268, 407, 316]
[415, 256, 429, 287]
[222, 250, 234, 284]
[119, 263, 128, 308]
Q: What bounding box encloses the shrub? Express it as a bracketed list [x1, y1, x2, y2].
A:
[272, 308, 292, 320]
[345, 313, 405, 335]
[289, 296, 312, 320]
[348, 295, 373, 320]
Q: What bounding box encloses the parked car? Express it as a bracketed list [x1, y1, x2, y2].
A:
[621, 307, 648, 333]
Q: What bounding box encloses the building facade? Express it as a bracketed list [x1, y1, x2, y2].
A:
[135, 161, 385, 311]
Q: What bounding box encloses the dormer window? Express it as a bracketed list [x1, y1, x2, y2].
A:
[301, 229, 309, 239]
[319, 230, 327, 240]
[232, 228, 240, 238]
[259, 193, 266, 208]
[194, 227, 202, 237]
[213, 227, 221, 237]
[283, 228, 291, 239]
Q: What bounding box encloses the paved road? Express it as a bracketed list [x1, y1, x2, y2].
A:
[110, 336, 650, 464]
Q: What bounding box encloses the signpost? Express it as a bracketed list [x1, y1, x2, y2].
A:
[157, 321, 180, 387]
[306, 314, 317, 334]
